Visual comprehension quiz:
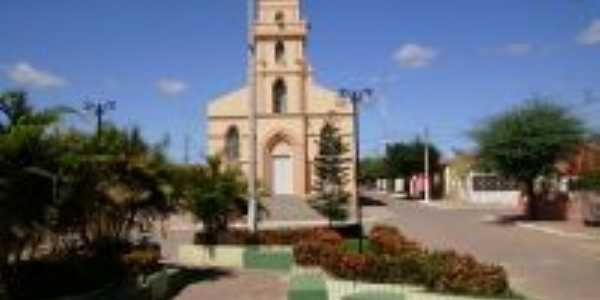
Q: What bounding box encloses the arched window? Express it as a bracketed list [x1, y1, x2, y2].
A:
[273, 79, 287, 114]
[275, 11, 285, 29]
[275, 41, 285, 64]
[275, 11, 285, 23]
[225, 126, 240, 161]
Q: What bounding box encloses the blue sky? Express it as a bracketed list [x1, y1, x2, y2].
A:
[1, 0, 599, 162]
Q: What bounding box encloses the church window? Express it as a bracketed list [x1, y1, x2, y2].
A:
[273, 79, 287, 114]
[225, 126, 240, 161]
[275, 11, 285, 29]
[275, 41, 285, 64]
[275, 11, 285, 23]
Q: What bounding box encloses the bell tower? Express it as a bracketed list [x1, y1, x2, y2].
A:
[252, 0, 309, 115]
[208, 0, 355, 201]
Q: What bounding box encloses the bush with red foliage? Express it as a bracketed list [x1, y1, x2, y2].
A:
[293, 228, 343, 266]
[195, 226, 351, 245]
[369, 225, 423, 256]
[293, 225, 513, 298]
[424, 250, 510, 297]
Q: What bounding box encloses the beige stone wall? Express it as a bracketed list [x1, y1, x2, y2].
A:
[207, 83, 355, 198]
[257, 0, 301, 23]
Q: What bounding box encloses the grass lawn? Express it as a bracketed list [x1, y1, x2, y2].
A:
[288, 275, 328, 300]
[341, 238, 374, 254]
[242, 247, 293, 272]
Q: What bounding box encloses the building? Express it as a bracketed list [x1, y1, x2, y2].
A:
[207, 0, 355, 198]
[559, 142, 600, 176]
[444, 153, 521, 206]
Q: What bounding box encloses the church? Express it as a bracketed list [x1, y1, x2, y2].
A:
[207, 0, 355, 199]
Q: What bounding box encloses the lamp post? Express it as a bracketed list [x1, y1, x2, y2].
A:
[424, 127, 430, 203]
[339, 88, 373, 254]
[246, 0, 259, 233]
[83, 100, 116, 144]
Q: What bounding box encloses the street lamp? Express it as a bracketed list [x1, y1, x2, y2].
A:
[83, 100, 116, 143]
[339, 88, 373, 254]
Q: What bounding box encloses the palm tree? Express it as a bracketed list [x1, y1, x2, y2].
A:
[0, 90, 71, 291]
[53, 125, 176, 250]
[185, 157, 247, 244]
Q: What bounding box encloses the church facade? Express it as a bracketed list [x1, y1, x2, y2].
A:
[207, 0, 355, 199]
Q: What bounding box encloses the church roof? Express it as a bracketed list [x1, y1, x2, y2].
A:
[207, 86, 249, 117]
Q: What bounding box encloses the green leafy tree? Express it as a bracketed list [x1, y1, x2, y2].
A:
[383, 139, 441, 195]
[53, 125, 175, 250]
[0, 91, 182, 297]
[312, 121, 351, 224]
[471, 99, 585, 219]
[360, 156, 385, 186]
[384, 139, 441, 179]
[185, 157, 247, 244]
[0, 90, 73, 292]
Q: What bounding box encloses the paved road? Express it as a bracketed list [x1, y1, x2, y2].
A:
[364, 193, 600, 300]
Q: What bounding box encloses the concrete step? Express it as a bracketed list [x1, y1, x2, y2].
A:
[263, 195, 325, 222]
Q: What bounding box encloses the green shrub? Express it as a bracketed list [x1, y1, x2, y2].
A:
[575, 170, 600, 191]
[381, 252, 427, 284]
[288, 275, 328, 300]
[310, 191, 350, 221]
[340, 239, 373, 254]
[5, 253, 127, 300]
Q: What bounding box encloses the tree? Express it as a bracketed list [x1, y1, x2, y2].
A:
[0, 90, 72, 292]
[383, 139, 441, 195]
[360, 156, 385, 186]
[0, 91, 181, 297]
[185, 157, 247, 244]
[384, 139, 441, 179]
[53, 125, 175, 251]
[312, 121, 351, 224]
[471, 99, 585, 219]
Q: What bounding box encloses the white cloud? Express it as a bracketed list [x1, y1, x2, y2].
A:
[7, 62, 67, 88]
[157, 78, 188, 96]
[500, 43, 532, 56]
[393, 44, 438, 68]
[577, 19, 600, 45]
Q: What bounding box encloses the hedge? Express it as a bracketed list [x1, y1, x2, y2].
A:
[195, 225, 360, 245]
[574, 171, 600, 191]
[293, 225, 513, 298]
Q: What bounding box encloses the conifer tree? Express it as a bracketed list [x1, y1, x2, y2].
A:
[312, 120, 351, 224]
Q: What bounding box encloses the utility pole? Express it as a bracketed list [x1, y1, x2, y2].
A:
[84, 100, 116, 144]
[339, 88, 373, 254]
[424, 127, 431, 203]
[247, 0, 259, 232]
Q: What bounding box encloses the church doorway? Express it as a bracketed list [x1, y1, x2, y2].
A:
[271, 142, 294, 195]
